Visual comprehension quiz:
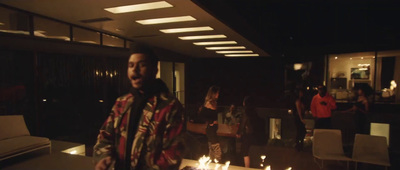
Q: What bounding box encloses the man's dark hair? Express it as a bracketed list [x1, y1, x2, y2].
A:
[243, 96, 255, 107]
[318, 85, 327, 91]
[129, 43, 159, 67]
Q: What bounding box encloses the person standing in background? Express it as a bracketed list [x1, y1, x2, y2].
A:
[236, 96, 267, 167]
[200, 85, 222, 162]
[342, 85, 371, 134]
[293, 89, 307, 151]
[311, 85, 337, 129]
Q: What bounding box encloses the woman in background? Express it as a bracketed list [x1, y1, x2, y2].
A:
[293, 89, 307, 151]
[236, 96, 267, 167]
[343, 86, 370, 134]
[200, 85, 221, 162]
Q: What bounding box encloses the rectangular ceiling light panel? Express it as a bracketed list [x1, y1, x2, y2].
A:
[179, 34, 226, 40]
[225, 54, 260, 57]
[136, 16, 196, 25]
[193, 41, 237, 46]
[105, 1, 173, 14]
[206, 46, 246, 50]
[216, 50, 254, 54]
[160, 26, 213, 33]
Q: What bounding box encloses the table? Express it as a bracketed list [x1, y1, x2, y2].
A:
[51, 140, 85, 156]
[3, 152, 93, 170]
[180, 159, 259, 170]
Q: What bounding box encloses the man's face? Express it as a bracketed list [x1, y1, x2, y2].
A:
[318, 86, 326, 97]
[127, 53, 157, 90]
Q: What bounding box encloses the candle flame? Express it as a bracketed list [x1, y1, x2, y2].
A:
[265, 165, 271, 170]
[261, 155, 266, 160]
[214, 163, 221, 170]
[206, 159, 212, 167]
[285, 167, 292, 170]
[198, 155, 211, 169]
[198, 155, 229, 170]
[222, 161, 230, 170]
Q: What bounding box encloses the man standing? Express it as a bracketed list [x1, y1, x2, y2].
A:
[94, 44, 184, 170]
[311, 85, 337, 129]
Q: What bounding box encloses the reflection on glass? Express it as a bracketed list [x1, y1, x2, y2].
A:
[34, 16, 70, 41]
[0, 6, 30, 35]
[175, 63, 185, 105]
[159, 61, 173, 91]
[269, 118, 281, 139]
[328, 52, 375, 102]
[376, 50, 400, 103]
[102, 34, 123, 47]
[72, 27, 100, 45]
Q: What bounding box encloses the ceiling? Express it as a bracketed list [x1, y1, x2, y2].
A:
[198, 0, 400, 58]
[0, 0, 269, 58]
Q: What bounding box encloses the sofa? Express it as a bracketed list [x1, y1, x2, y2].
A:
[0, 115, 51, 161]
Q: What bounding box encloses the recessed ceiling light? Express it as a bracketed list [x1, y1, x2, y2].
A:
[136, 16, 196, 25]
[216, 50, 253, 54]
[193, 41, 237, 46]
[206, 46, 246, 50]
[225, 54, 260, 57]
[179, 34, 226, 40]
[105, 1, 173, 14]
[160, 26, 213, 33]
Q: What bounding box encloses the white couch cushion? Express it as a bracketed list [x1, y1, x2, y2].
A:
[0, 136, 50, 158]
[0, 115, 30, 140]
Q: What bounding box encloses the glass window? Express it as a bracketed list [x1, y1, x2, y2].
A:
[33, 16, 70, 41]
[269, 118, 282, 139]
[327, 52, 376, 102]
[375, 50, 400, 103]
[102, 34, 124, 48]
[159, 61, 174, 91]
[0, 6, 30, 35]
[72, 27, 100, 45]
[175, 62, 185, 105]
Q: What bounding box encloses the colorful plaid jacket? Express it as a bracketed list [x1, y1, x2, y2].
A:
[93, 88, 185, 169]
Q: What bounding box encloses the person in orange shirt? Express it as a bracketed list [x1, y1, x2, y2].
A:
[311, 85, 337, 129]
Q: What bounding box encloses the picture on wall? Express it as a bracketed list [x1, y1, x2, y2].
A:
[351, 67, 370, 79]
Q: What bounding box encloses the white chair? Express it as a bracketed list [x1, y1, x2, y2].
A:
[313, 129, 351, 169]
[352, 134, 390, 170]
[0, 115, 51, 161]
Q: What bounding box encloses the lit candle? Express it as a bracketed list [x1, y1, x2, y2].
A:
[214, 164, 221, 170]
[265, 165, 271, 170]
[214, 159, 220, 170]
[222, 161, 230, 170]
[261, 155, 266, 162]
[198, 155, 211, 169]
